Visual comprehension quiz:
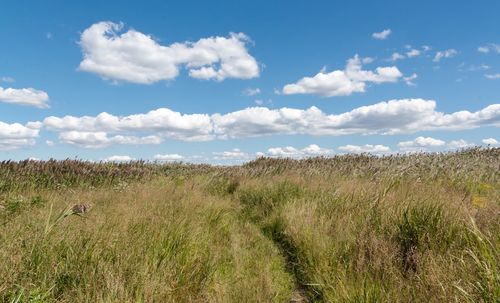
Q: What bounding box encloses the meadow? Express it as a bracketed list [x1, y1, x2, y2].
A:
[0, 148, 498, 302]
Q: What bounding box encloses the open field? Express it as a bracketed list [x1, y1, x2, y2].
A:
[1, 148, 499, 302]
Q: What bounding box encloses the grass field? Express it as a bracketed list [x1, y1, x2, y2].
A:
[1, 148, 499, 302]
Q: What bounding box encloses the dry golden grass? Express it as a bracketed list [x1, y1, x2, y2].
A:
[0, 148, 498, 302]
[1, 181, 293, 302]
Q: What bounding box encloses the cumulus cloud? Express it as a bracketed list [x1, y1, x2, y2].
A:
[263, 144, 333, 158]
[213, 99, 500, 138]
[103, 155, 135, 162]
[398, 136, 445, 152]
[447, 139, 472, 149]
[406, 49, 421, 58]
[44, 108, 213, 142]
[153, 154, 184, 161]
[58, 131, 162, 148]
[372, 29, 391, 40]
[0, 121, 41, 150]
[78, 21, 259, 83]
[482, 138, 499, 145]
[213, 148, 248, 160]
[338, 144, 390, 154]
[0, 87, 49, 108]
[281, 55, 403, 97]
[242, 88, 261, 96]
[267, 146, 300, 157]
[42, 99, 500, 147]
[301, 144, 333, 156]
[433, 49, 458, 62]
[478, 43, 500, 54]
[398, 137, 479, 152]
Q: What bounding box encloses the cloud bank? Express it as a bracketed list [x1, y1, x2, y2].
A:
[39, 98, 500, 148]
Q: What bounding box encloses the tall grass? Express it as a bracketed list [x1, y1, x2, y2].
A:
[0, 148, 498, 302]
[1, 180, 293, 302]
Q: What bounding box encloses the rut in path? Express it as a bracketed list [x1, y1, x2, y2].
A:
[223, 181, 324, 302]
[289, 289, 308, 303]
[261, 221, 324, 303]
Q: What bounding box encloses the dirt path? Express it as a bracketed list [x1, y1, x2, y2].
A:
[289, 289, 308, 302]
[259, 223, 319, 303]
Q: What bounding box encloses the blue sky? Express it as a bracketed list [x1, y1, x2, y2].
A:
[1, 0, 499, 163]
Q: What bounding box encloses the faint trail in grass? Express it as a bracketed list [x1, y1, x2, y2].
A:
[261, 221, 323, 303]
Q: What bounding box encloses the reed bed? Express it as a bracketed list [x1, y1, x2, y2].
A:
[0, 148, 498, 302]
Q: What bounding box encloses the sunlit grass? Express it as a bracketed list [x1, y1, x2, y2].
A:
[0, 148, 498, 302]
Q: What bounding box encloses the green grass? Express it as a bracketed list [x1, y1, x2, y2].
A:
[0, 148, 499, 302]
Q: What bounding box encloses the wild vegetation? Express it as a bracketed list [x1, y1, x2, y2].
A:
[1, 148, 499, 302]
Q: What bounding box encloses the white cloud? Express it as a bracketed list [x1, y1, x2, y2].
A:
[213, 148, 248, 160]
[153, 154, 184, 161]
[433, 49, 458, 62]
[212, 99, 500, 138]
[42, 99, 500, 146]
[398, 136, 445, 152]
[58, 131, 162, 148]
[390, 52, 405, 62]
[267, 146, 300, 157]
[398, 137, 479, 152]
[103, 155, 135, 162]
[388, 47, 426, 62]
[338, 144, 390, 154]
[264, 144, 332, 158]
[0, 121, 41, 150]
[281, 55, 403, 97]
[406, 49, 421, 58]
[372, 29, 391, 40]
[422, 45, 432, 51]
[482, 138, 499, 145]
[447, 139, 472, 149]
[478, 43, 500, 54]
[242, 88, 261, 96]
[301, 144, 333, 155]
[403, 73, 418, 86]
[0, 87, 49, 108]
[79, 21, 259, 83]
[44, 108, 213, 142]
[45, 140, 55, 146]
[485, 73, 500, 80]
